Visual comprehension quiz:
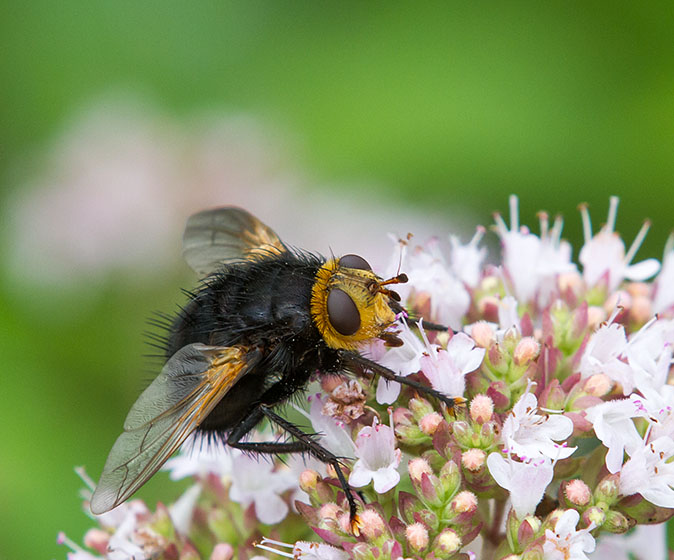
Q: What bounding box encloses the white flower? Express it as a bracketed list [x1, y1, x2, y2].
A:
[494, 195, 577, 307]
[486, 453, 554, 518]
[420, 331, 485, 398]
[654, 236, 674, 314]
[626, 318, 674, 392]
[632, 385, 674, 441]
[389, 237, 470, 329]
[498, 295, 521, 334]
[448, 227, 487, 288]
[579, 321, 634, 395]
[349, 419, 402, 494]
[299, 393, 355, 459]
[257, 538, 349, 560]
[578, 197, 660, 292]
[168, 484, 201, 535]
[619, 436, 674, 507]
[502, 392, 576, 461]
[543, 509, 596, 560]
[228, 453, 296, 524]
[376, 321, 426, 404]
[584, 398, 644, 473]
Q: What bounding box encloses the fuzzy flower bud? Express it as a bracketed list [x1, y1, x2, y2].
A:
[432, 529, 462, 559]
[405, 522, 429, 552]
[582, 506, 606, 527]
[582, 373, 612, 397]
[419, 412, 443, 435]
[603, 510, 632, 534]
[299, 469, 320, 493]
[358, 509, 389, 542]
[210, 543, 234, 560]
[514, 336, 540, 365]
[450, 490, 478, 513]
[471, 321, 496, 348]
[469, 394, 494, 424]
[461, 448, 487, 472]
[563, 479, 592, 507]
[594, 474, 620, 507]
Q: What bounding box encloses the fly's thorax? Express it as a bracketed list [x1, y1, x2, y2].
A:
[310, 255, 398, 350]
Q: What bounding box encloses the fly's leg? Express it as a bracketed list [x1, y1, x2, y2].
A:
[337, 349, 467, 413]
[226, 404, 361, 528]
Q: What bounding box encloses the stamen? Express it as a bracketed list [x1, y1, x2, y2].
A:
[606, 196, 619, 233]
[538, 211, 549, 239]
[624, 220, 651, 265]
[578, 203, 592, 243]
[74, 466, 96, 492]
[664, 232, 674, 257]
[493, 212, 508, 235]
[57, 532, 84, 553]
[509, 194, 519, 232]
[255, 539, 294, 558]
[470, 225, 486, 247]
[551, 215, 564, 244]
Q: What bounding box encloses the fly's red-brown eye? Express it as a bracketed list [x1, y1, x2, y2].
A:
[327, 288, 361, 335]
[339, 254, 371, 271]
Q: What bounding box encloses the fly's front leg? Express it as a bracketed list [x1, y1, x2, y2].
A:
[226, 403, 361, 528]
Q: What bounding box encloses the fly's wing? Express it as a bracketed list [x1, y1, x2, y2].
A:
[182, 207, 286, 276]
[90, 343, 257, 514]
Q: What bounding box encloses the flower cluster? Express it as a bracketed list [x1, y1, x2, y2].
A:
[61, 196, 674, 560]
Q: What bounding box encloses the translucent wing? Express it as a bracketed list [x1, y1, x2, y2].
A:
[182, 207, 286, 276]
[90, 343, 256, 514]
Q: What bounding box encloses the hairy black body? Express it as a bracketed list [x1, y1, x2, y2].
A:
[166, 250, 339, 436]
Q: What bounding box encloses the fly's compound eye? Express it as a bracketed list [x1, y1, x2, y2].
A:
[327, 288, 361, 335]
[339, 254, 371, 271]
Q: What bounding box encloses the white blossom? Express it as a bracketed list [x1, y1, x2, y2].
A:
[349, 419, 402, 494]
[543, 509, 596, 560]
[579, 321, 634, 395]
[376, 321, 426, 404]
[654, 237, 674, 314]
[619, 436, 674, 508]
[486, 453, 554, 518]
[448, 227, 487, 288]
[502, 392, 575, 461]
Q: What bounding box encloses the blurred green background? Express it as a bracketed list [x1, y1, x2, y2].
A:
[2, 3, 674, 558]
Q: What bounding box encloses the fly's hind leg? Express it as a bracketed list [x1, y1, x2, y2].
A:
[226, 404, 361, 528]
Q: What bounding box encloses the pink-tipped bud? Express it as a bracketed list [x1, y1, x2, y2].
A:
[480, 295, 501, 323]
[471, 321, 496, 348]
[210, 543, 234, 560]
[299, 469, 320, 493]
[84, 529, 110, 555]
[587, 305, 607, 329]
[405, 522, 429, 552]
[564, 479, 592, 507]
[514, 336, 540, 366]
[461, 448, 486, 472]
[631, 295, 652, 325]
[319, 502, 342, 521]
[558, 272, 583, 294]
[469, 394, 494, 424]
[583, 374, 613, 397]
[337, 512, 352, 534]
[434, 528, 462, 557]
[358, 509, 387, 541]
[451, 490, 478, 513]
[419, 412, 443, 435]
[605, 290, 632, 314]
[408, 457, 433, 482]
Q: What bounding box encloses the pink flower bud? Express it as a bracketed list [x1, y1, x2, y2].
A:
[631, 295, 652, 325]
[471, 321, 496, 348]
[587, 306, 607, 329]
[583, 374, 612, 397]
[469, 394, 494, 424]
[433, 528, 462, 557]
[408, 457, 433, 482]
[319, 502, 342, 521]
[84, 529, 109, 555]
[405, 522, 429, 552]
[419, 412, 443, 435]
[299, 469, 320, 493]
[358, 509, 388, 541]
[451, 490, 478, 513]
[461, 448, 486, 472]
[210, 543, 234, 560]
[563, 479, 592, 506]
[513, 336, 540, 366]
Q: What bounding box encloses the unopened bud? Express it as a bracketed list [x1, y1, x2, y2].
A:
[514, 336, 540, 365]
[631, 295, 652, 325]
[583, 374, 613, 397]
[409, 396, 435, 420]
[603, 510, 632, 534]
[408, 457, 433, 483]
[419, 412, 443, 435]
[587, 306, 607, 329]
[564, 479, 592, 507]
[469, 394, 494, 424]
[299, 469, 320, 493]
[471, 321, 496, 348]
[358, 509, 388, 542]
[405, 522, 429, 552]
[595, 474, 620, 506]
[210, 543, 234, 560]
[582, 506, 606, 528]
[439, 460, 461, 498]
[433, 528, 462, 559]
[84, 529, 109, 555]
[451, 490, 478, 513]
[461, 448, 486, 472]
[319, 502, 341, 522]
